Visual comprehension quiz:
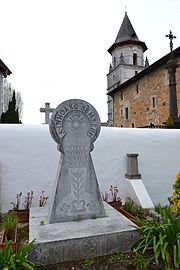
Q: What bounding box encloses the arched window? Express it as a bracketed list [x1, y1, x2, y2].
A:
[113, 57, 116, 67]
[133, 53, 137, 65]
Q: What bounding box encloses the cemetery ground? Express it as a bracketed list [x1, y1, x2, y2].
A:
[1, 221, 164, 270]
[0, 204, 173, 270]
[0, 179, 179, 270]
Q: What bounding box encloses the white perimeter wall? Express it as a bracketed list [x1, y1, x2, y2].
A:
[0, 125, 179, 212]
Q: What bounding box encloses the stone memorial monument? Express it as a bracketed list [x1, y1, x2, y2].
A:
[29, 99, 137, 265]
[48, 99, 106, 223]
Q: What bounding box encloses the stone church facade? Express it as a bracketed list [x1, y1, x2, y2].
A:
[107, 12, 180, 127]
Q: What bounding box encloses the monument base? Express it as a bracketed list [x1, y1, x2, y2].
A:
[29, 202, 139, 266]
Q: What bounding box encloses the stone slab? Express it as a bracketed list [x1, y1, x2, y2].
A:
[29, 202, 139, 265]
[125, 178, 154, 209]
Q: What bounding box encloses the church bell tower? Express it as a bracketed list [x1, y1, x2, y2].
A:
[107, 12, 148, 126]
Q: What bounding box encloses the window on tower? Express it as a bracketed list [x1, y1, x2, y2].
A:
[133, 53, 137, 65]
[136, 84, 139, 94]
[150, 96, 157, 109]
[152, 97, 156, 108]
[125, 107, 129, 119]
[113, 57, 116, 67]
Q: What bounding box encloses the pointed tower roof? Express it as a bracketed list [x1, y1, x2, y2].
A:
[108, 12, 147, 54]
[0, 59, 11, 77]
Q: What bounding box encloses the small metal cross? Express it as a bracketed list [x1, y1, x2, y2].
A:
[165, 30, 176, 51]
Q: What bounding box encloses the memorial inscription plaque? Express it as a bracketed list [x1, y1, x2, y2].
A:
[48, 99, 106, 223]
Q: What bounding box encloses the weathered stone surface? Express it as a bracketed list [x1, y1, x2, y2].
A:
[48, 99, 105, 223]
[125, 154, 141, 179]
[29, 203, 138, 265]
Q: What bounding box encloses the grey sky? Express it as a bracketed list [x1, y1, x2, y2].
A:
[0, 0, 179, 123]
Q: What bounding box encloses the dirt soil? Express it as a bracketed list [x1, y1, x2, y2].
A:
[36, 253, 164, 270]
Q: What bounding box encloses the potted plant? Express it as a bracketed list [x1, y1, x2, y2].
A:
[21, 190, 34, 223]
[10, 192, 22, 211]
[101, 191, 109, 202]
[108, 185, 122, 210]
[9, 192, 26, 223]
[23, 191, 34, 210]
[39, 190, 49, 207]
[10, 191, 33, 223]
[0, 211, 18, 250]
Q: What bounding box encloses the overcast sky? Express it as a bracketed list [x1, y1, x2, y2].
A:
[0, 0, 179, 124]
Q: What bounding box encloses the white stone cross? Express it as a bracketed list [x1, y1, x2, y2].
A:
[40, 102, 54, 124]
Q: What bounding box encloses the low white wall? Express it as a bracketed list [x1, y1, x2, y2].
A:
[0, 125, 179, 212]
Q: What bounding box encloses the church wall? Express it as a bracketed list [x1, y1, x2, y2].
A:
[113, 55, 180, 127]
[107, 67, 120, 90]
[120, 65, 145, 84]
[176, 55, 180, 113]
[107, 95, 113, 126]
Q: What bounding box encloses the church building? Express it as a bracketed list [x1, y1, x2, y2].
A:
[107, 12, 180, 128]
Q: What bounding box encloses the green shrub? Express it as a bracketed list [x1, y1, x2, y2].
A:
[132, 205, 180, 270]
[2, 212, 18, 240]
[165, 116, 174, 127]
[0, 238, 36, 269]
[82, 257, 94, 267]
[108, 250, 124, 263]
[123, 199, 134, 213]
[124, 199, 144, 218]
[170, 172, 180, 217]
[90, 214, 97, 219]
[129, 254, 149, 270]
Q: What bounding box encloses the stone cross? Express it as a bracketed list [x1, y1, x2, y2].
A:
[165, 31, 180, 126]
[40, 102, 54, 124]
[48, 99, 106, 223]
